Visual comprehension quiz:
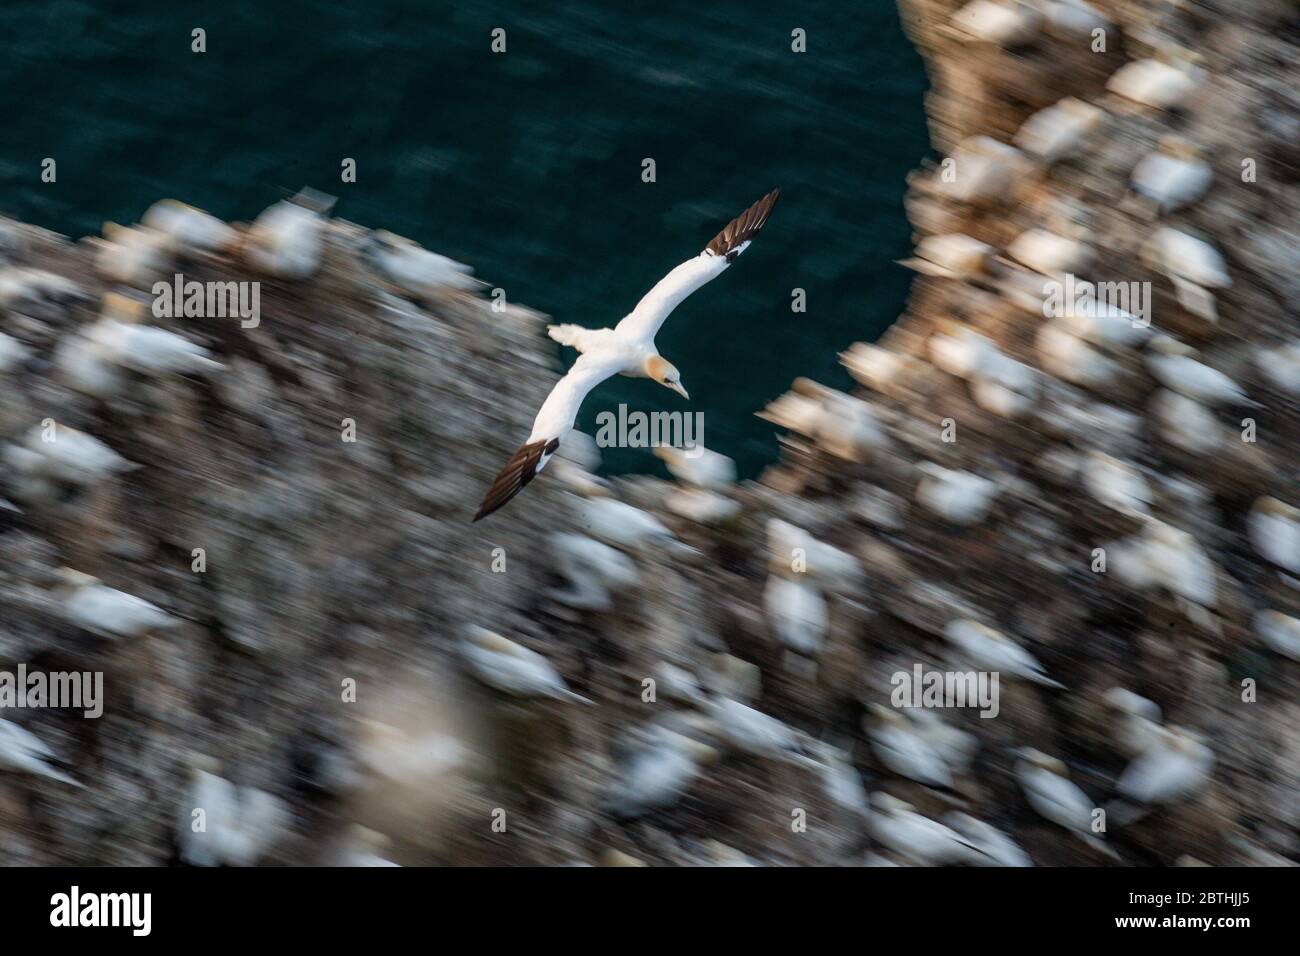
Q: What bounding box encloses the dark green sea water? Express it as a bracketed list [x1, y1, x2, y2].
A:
[0, 0, 928, 476]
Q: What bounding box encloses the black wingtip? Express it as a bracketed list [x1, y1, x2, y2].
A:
[706, 189, 782, 261]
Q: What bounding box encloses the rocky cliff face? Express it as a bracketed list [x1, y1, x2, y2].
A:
[1, 0, 1297, 866]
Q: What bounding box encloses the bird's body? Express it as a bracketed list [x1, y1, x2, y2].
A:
[56, 569, 179, 639]
[0, 719, 82, 787]
[473, 189, 779, 520]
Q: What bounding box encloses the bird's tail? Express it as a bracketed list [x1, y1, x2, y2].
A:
[547, 324, 587, 351]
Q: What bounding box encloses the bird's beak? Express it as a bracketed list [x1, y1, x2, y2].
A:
[668, 381, 690, 400]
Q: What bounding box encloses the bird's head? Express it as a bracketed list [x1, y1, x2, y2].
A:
[645, 354, 689, 400]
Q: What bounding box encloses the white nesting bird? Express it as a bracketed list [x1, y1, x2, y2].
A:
[85, 303, 223, 377]
[548, 532, 639, 610]
[950, 0, 1043, 46]
[706, 696, 811, 762]
[178, 760, 290, 867]
[473, 190, 778, 520]
[1254, 610, 1300, 661]
[0, 267, 84, 319]
[1060, 299, 1152, 347]
[243, 189, 333, 280]
[869, 793, 985, 866]
[867, 706, 954, 789]
[1248, 497, 1300, 574]
[897, 233, 994, 280]
[1109, 726, 1213, 822]
[602, 725, 718, 818]
[1082, 451, 1152, 516]
[1150, 389, 1222, 454]
[54, 568, 180, 639]
[764, 573, 829, 658]
[1036, 323, 1121, 388]
[459, 625, 590, 703]
[813, 743, 871, 824]
[337, 825, 400, 867]
[0, 331, 30, 373]
[765, 518, 864, 591]
[1102, 687, 1165, 758]
[905, 708, 979, 774]
[971, 351, 1039, 418]
[760, 381, 891, 462]
[944, 619, 1064, 688]
[1014, 749, 1117, 859]
[928, 323, 1001, 380]
[665, 487, 741, 525]
[1145, 337, 1254, 406]
[654, 444, 736, 489]
[1140, 519, 1218, 607]
[943, 812, 1032, 866]
[1106, 52, 1206, 111]
[840, 342, 925, 397]
[1040, 0, 1107, 37]
[1130, 137, 1212, 213]
[1014, 97, 1105, 164]
[938, 136, 1027, 206]
[573, 496, 684, 552]
[6, 424, 136, 488]
[915, 463, 999, 526]
[93, 223, 171, 286]
[0, 719, 82, 787]
[365, 230, 481, 296]
[1142, 228, 1231, 322]
[1255, 341, 1300, 395]
[1006, 226, 1093, 276]
[141, 199, 238, 253]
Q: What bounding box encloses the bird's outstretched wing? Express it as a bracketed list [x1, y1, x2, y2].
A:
[615, 188, 780, 342]
[473, 353, 621, 521]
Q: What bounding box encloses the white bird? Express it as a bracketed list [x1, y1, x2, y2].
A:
[654, 444, 736, 489]
[459, 625, 589, 703]
[665, 487, 741, 525]
[764, 573, 829, 659]
[1140, 519, 1218, 607]
[867, 706, 953, 789]
[1036, 323, 1121, 388]
[915, 463, 999, 526]
[1102, 687, 1165, 758]
[244, 189, 333, 279]
[93, 223, 171, 286]
[929, 323, 1001, 380]
[1143, 228, 1231, 322]
[473, 190, 778, 520]
[937, 136, 1027, 206]
[54, 568, 179, 639]
[1014, 97, 1105, 164]
[573, 496, 683, 552]
[1106, 53, 1206, 111]
[365, 230, 481, 296]
[765, 518, 863, 590]
[707, 696, 810, 762]
[1255, 610, 1300, 661]
[1082, 451, 1152, 515]
[0, 331, 30, 373]
[897, 233, 994, 279]
[1110, 726, 1213, 821]
[337, 825, 401, 867]
[548, 532, 639, 610]
[1060, 298, 1152, 347]
[759, 380, 891, 462]
[603, 726, 718, 819]
[0, 267, 85, 319]
[1248, 497, 1300, 574]
[1150, 389, 1223, 454]
[1040, 0, 1107, 37]
[840, 342, 926, 397]
[904, 708, 979, 774]
[178, 760, 289, 867]
[1014, 749, 1118, 859]
[7, 424, 137, 490]
[813, 743, 871, 824]
[869, 793, 985, 866]
[86, 307, 223, 377]
[971, 352, 1039, 418]
[943, 812, 1032, 866]
[142, 199, 238, 253]
[1007, 227, 1093, 276]
[1131, 137, 1212, 213]
[944, 619, 1064, 688]
[950, 0, 1042, 46]
[0, 719, 82, 787]
[1146, 337, 1254, 406]
[1255, 341, 1300, 395]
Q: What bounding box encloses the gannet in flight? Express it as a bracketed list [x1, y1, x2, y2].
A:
[473, 188, 780, 521]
